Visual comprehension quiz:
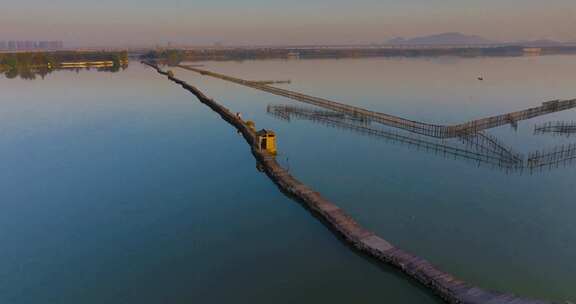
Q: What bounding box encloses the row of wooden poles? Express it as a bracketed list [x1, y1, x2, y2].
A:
[535, 121, 576, 135]
[177, 64, 576, 138]
[267, 104, 576, 172]
[266, 104, 524, 170]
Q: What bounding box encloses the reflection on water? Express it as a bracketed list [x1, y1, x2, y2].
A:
[0, 63, 445, 304]
[1, 51, 129, 80]
[1, 63, 128, 80]
[151, 57, 576, 302]
[2, 58, 576, 303]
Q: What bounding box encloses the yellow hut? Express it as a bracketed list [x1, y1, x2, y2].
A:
[256, 129, 277, 155]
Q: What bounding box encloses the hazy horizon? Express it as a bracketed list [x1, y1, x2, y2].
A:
[1, 0, 575, 47]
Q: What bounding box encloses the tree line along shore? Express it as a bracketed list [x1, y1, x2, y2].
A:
[141, 45, 576, 64]
[0, 51, 129, 79]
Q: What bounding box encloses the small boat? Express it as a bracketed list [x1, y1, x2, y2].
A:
[477, 75, 484, 81]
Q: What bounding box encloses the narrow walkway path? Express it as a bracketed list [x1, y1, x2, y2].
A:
[145, 62, 555, 304]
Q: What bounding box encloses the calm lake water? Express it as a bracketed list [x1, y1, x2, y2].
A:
[1, 55, 575, 303]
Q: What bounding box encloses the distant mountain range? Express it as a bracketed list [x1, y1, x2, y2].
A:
[385, 32, 570, 46]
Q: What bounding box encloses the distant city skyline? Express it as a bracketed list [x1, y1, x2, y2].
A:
[1, 0, 575, 47]
[0, 40, 64, 51]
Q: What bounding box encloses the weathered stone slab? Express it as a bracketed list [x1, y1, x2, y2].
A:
[360, 235, 394, 253]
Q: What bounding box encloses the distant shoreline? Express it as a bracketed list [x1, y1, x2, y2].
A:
[0, 50, 128, 79]
[141, 45, 576, 63]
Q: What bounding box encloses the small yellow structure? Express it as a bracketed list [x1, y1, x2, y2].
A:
[245, 120, 256, 132]
[256, 129, 277, 155]
[523, 48, 542, 56]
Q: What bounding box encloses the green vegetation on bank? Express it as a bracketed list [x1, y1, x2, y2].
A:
[141, 45, 576, 63]
[141, 49, 184, 65]
[0, 51, 129, 79]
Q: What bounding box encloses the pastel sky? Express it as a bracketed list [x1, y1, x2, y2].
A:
[1, 0, 575, 46]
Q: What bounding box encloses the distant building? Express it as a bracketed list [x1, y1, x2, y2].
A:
[287, 51, 300, 59]
[0, 40, 64, 50]
[523, 48, 542, 56]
